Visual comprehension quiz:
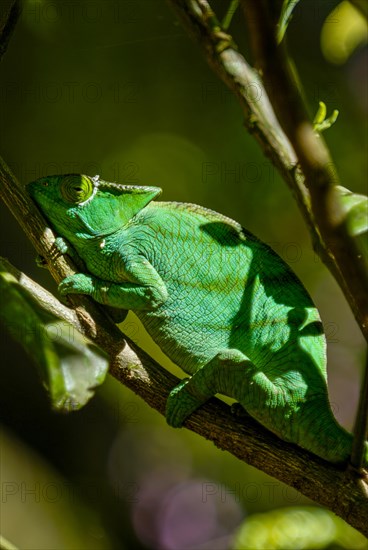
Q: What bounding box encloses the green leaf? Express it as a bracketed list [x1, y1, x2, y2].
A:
[43, 319, 109, 412]
[337, 186, 368, 236]
[313, 101, 327, 126]
[277, 0, 301, 43]
[313, 101, 339, 133]
[233, 506, 368, 550]
[337, 186, 368, 262]
[321, 1, 368, 65]
[222, 0, 240, 30]
[0, 269, 108, 412]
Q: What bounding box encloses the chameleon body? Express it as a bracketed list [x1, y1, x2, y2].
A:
[28, 174, 368, 466]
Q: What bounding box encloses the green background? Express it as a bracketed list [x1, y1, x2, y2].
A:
[0, 0, 367, 548]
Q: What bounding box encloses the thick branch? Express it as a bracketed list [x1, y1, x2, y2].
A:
[1, 159, 368, 536]
[166, 0, 368, 342]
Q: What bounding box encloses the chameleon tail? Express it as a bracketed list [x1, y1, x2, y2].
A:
[283, 395, 368, 468]
[239, 383, 367, 467]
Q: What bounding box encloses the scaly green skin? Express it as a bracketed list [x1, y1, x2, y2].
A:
[28, 174, 368, 467]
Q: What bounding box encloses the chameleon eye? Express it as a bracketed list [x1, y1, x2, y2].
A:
[60, 175, 94, 204]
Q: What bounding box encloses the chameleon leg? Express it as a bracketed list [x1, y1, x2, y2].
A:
[58, 273, 167, 310]
[166, 349, 253, 427]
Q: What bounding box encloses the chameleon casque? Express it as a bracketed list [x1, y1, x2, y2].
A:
[28, 174, 368, 467]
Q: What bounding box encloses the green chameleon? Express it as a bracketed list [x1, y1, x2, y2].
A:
[27, 174, 368, 467]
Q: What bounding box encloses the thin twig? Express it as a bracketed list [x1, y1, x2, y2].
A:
[1, 159, 368, 536]
[0, 0, 21, 63]
[221, 0, 239, 30]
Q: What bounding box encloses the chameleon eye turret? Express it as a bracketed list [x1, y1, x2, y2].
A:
[60, 174, 94, 204]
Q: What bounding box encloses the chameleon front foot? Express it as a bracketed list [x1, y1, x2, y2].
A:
[54, 236, 70, 255]
[36, 237, 75, 269]
[166, 379, 204, 427]
[58, 273, 95, 296]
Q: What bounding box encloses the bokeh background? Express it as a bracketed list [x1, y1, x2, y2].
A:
[0, 1, 367, 548]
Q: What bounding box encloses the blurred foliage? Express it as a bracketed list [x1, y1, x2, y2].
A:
[277, 0, 302, 43]
[1, 426, 114, 549]
[233, 506, 368, 550]
[0, 261, 109, 412]
[321, 1, 368, 64]
[0, 0, 367, 548]
[337, 186, 368, 265]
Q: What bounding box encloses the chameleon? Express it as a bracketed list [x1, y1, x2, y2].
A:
[27, 173, 368, 467]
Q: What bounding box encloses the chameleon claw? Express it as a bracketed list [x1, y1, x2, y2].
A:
[35, 237, 71, 267]
[54, 236, 70, 255]
[58, 277, 75, 296]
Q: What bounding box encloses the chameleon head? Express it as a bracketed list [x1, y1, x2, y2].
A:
[27, 174, 162, 240]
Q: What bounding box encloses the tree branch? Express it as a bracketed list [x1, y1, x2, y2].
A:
[1, 154, 368, 538]
[241, 0, 368, 340]
[1, 0, 367, 536]
[166, 0, 368, 342]
[241, 0, 368, 496]
[0, 0, 21, 63]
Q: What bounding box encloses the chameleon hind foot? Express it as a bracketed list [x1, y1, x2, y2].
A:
[166, 379, 203, 427]
[59, 273, 95, 296]
[166, 349, 253, 427]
